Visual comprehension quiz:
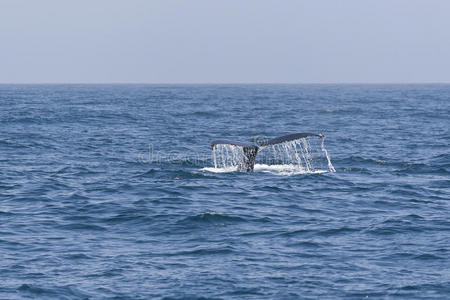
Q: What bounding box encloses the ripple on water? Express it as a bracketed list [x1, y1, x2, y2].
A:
[177, 211, 247, 226]
[17, 284, 91, 299]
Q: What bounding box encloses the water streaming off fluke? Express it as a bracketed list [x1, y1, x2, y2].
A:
[209, 136, 335, 174]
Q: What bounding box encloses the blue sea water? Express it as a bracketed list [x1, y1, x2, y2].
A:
[0, 84, 449, 299]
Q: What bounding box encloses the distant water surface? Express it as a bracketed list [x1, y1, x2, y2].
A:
[0, 84, 449, 299]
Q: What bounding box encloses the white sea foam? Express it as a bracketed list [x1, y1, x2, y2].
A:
[202, 164, 328, 176]
[254, 164, 328, 175]
[202, 166, 239, 173]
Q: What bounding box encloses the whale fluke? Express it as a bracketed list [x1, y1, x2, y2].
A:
[210, 140, 254, 148]
[257, 133, 323, 147]
[211, 133, 324, 172]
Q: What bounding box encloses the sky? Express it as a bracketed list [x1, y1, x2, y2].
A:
[1, 0, 449, 83]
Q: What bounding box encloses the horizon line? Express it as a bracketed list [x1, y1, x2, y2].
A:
[1, 82, 450, 85]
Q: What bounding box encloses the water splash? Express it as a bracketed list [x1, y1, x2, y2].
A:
[321, 136, 336, 172]
[209, 136, 335, 174]
[212, 144, 246, 169]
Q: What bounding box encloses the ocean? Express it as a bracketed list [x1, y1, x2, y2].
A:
[1, 84, 449, 299]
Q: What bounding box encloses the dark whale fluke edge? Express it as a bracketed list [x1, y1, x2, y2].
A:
[211, 133, 324, 172]
[258, 133, 323, 147]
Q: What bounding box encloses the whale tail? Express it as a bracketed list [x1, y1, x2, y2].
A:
[241, 145, 259, 171]
[211, 133, 324, 172]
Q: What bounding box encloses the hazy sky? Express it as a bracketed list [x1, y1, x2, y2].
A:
[1, 0, 449, 83]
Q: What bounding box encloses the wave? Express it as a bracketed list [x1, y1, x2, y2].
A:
[178, 211, 246, 225]
[17, 284, 91, 299]
[58, 223, 106, 231]
[135, 168, 218, 180]
[162, 246, 235, 257]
